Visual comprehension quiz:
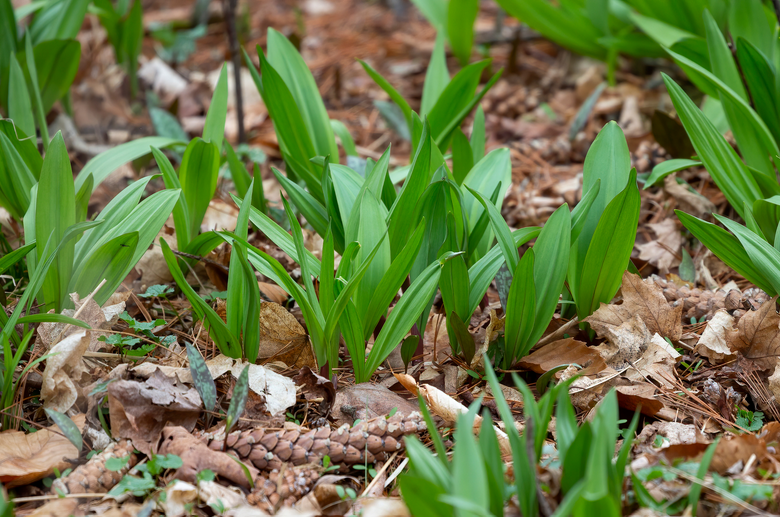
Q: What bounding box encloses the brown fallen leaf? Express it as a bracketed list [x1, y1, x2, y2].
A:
[664, 174, 716, 218]
[635, 219, 682, 275]
[615, 383, 663, 417]
[0, 414, 85, 487]
[585, 271, 683, 341]
[27, 499, 79, 517]
[727, 297, 780, 370]
[108, 368, 202, 455]
[331, 384, 419, 426]
[293, 367, 336, 416]
[258, 302, 316, 370]
[518, 337, 603, 374]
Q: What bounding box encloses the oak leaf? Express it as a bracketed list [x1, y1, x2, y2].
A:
[727, 297, 780, 370]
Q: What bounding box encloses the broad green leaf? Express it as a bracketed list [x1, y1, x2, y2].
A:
[470, 105, 485, 163]
[28, 0, 89, 43]
[447, 0, 478, 66]
[152, 147, 191, 251]
[729, 0, 774, 62]
[0, 0, 16, 113]
[74, 174, 92, 224]
[202, 63, 227, 149]
[505, 248, 536, 366]
[35, 131, 75, 311]
[752, 196, 780, 245]
[428, 59, 490, 144]
[716, 215, 780, 295]
[644, 159, 702, 189]
[576, 171, 640, 319]
[421, 33, 449, 117]
[570, 180, 600, 245]
[662, 74, 763, 219]
[273, 167, 329, 237]
[256, 49, 323, 200]
[461, 148, 511, 260]
[0, 120, 42, 177]
[359, 60, 412, 133]
[452, 406, 488, 517]
[186, 342, 216, 411]
[69, 231, 138, 303]
[409, 0, 447, 31]
[282, 196, 323, 321]
[0, 131, 36, 220]
[362, 260, 442, 382]
[676, 210, 774, 294]
[8, 54, 34, 138]
[0, 242, 35, 275]
[19, 38, 81, 113]
[225, 141, 252, 199]
[736, 38, 780, 146]
[267, 28, 338, 160]
[439, 214, 470, 322]
[74, 176, 154, 265]
[467, 186, 518, 273]
[330, 119, 357, 156]
[22, 33, 48, 152]
[362, 220, 425, 340]
[75, 137, 184, 193]
[160, 237, 241, 357]
[179, 138, 220, 240]
[528, 204, 570, 349]
[451, 129, 473, 186]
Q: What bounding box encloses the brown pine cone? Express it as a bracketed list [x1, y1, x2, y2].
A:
[247, 468, 320, 511]
[653, 276, 769, 322]
[51, 440, 136, 495]
[196, 412, 426, 472]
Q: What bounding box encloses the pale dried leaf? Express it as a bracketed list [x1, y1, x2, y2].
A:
[635, 219, 681, 275]
[258, 302, 316, 369]
[40, 331, 91, 412]
[727, 297, 780, 370]
[0, 414, 85, 487]
[695, 310, 737, 364]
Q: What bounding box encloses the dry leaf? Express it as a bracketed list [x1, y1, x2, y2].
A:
[108, 368, 202, 455]
[663, 174, 716, 218]
[0, 414, 85, 487]
[162, 480, 198, 517]
[585, 271, 683, 341]
[293, 367, 335, 416]
[635, 219, 682, 275]
[37, 292, 127, 352]
[727, 297, 780, 370]
[40, 331, 91, 412]
[258, 302, 316, 369]
[136, 230, 176, 286]
[615, 383, 663, 417]
[331, 384, 419, 426]
[27, 499, 79, 517]
[518, 337, 603, 374]
[695, 310, 737, 364]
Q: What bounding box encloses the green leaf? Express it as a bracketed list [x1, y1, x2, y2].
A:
[752, 195, 780, 245]
[688, 438, 720, 516]
[152, 146, 191, 251]
[7, 54, 34, 139]
[273, 167, 329, 237]
[35, 131, 75, 311]
[0, 131, 37, 220]
[0, 242, 35, 276]
[451, 129, 473, 186]
[504, 248, 536, 367]
[449, 311, 475, 363]
[179, 138, 220, 240]
[160, 237, 241, 358]
[75, 137, 184, 193]
[186, 342, 217, 411]
[470, 105, 485, 162]
[716, 214, 780, 295]
[20, 39, 81, 114]
[400, 335, 418, 369]
[362, 260, 442, 382]
[150, 107, 189, 141]
[0, 119, 42, 178]
[44, 408, 82, 452]
[21, 33, 48, 152]
[452, 405, 488, 516]
[69, 231, 138, 302]
[16, 313, 90, 328]
[202, 63, 227, 149]
[267, 28, 338, 160]
[421, 33, 449, 117]
[225, 365, 249, 434]
[737, 37, 780, 146]
[576, 170, 640, 319]
[330, 119, 357, 157]
[446, 0, 478, 66]
[644, 158, 702, 189]
[428, 59, 491, 145]
[359, 60, 412, 134]
[676, 210, 775, 294]
[679, 247, 695, 283]
[467, 185, 517, 273]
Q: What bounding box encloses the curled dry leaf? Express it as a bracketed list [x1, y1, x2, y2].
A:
[615, 383, 663, 417]
[695, 309, 737, 364]
[585, 271, 683, 341]
[258, 302, 316, 370]
[393, 373, 511, 457]
[108, 368, 202, 455]
[40, 331, 91, 412]
[727, 297, 780, 370]
[0, 414, 85, 487]
[161, 480, 198, 517]
[37, 292, 127, 352]
[635, 219, 682, 275]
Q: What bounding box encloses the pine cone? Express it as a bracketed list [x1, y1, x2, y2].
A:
[247, 468, 320, 511]
[196, 412, 426, 472]
[653, 276, 769, 322]
[52, 440, 136, 495]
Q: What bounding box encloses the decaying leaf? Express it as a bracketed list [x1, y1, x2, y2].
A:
[586, 271, 683, 341]
[108, 368, 202, 455]
[615, 383, 663, 417]
[635, 219, 682, 275]
[727, 297, 780, 370]
[37, 292, 127, 352]
[518, 337, 603, 374]
[40, 331, 91, 412]
[331, 384, 419, 426]
[695, 309, 737, 364]
[292, 367, 335, 416]
[0, 414, 85, 487]
[258, 302, 316, 369]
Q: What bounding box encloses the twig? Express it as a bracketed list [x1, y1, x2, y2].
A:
[361, 452, 398, 497]
[533, 317, 578, 351]
[221, 0, 245, 143]
[666, 466, 772, 516]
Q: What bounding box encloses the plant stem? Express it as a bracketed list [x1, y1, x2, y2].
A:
[222, 0, 245, 143]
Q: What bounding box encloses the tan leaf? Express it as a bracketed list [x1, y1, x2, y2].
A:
[635, 219, 682, 275]
[727, 297, 780, 370]
[585, 271, 682, 341]
[258, 302, 316, 370]
[0, 414, 85, 487]
[40, 331, 91, 412]
[615, 383, 663, 416]
[695, 310, 737, 364]
[518, 337, 603, 374]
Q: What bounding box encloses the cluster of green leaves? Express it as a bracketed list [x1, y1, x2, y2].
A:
[92, 0, 143, 98]
[400, 359, 639, 517]
[108, 453, 183, 497]
[405, 0, 479, 66]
